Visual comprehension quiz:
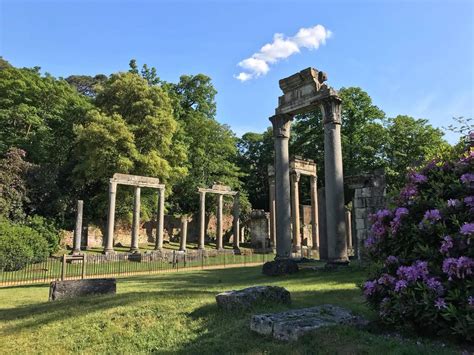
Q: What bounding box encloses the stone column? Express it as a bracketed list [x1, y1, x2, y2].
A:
[104, 180, 117, 254]
[198, 191, 206, 249]
[290, 172, 301, 252]
[320, 96, 348, 262]
[179, 217, 188, 251]
[130, 186, 141, 252]
[269, 114, 292, 259]
[72, 200, 83, 255]
[155, 188, 165, 250]
[345, 209, 352, 251]
[216, 194, 224, 250]
[310, 176, 320, 251]
[268, 168, 277, 248]
[240, 226, 245, 243]
[232, 194, 240, 250]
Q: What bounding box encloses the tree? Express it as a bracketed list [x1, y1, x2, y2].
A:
[384, 115, 451, 190]
[65, 74, 107, 97]
[0, 148, 32, 222]
[73, 72, 187, 224]
[236, 130, 274, 210]
[0, 62, 93, 224]
[165, 74, 245, 213]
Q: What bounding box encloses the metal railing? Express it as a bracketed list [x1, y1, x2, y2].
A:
[0, 249, 275, 287]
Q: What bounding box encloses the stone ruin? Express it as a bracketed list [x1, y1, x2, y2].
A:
[269, 67, 347, 264]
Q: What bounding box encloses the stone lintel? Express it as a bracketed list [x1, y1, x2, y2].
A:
[275, 68, 339, 116]
[290, 157, 317, 177]
[111, 173, 164, 189]
[198, 187, 238, 196]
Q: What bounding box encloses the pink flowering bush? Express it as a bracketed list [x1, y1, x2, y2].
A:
[363, 150, 474, 340]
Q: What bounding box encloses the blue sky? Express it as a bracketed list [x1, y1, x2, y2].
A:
[1, 0, 473, 143]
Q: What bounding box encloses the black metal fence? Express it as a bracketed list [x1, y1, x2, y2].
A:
[0, 249, 275, 287]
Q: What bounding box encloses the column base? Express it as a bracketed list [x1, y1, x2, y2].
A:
[103, 249, 116, 255]
[71, 249, 83, 255]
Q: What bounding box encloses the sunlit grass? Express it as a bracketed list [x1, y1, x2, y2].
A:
[0, 266, 461, 354]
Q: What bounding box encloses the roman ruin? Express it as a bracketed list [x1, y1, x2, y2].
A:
[198, 184, 240, 250]
[104, 173, 165, 254]
[269, 68, 348, 262]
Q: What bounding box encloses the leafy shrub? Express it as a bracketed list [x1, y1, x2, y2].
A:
[0, 219, 49, 271]
[362, 150, 474, 340]
[25, 215, 60, 254]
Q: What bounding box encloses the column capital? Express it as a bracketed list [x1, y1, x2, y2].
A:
[269, 114, 293, 138]
[320, 95, 342, 125]
[291, 171, 301, 183]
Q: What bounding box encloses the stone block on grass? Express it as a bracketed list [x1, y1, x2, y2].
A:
[49, 278, 116, 301]
[216, 286, 291, 310]
[250, 304, 368, 341]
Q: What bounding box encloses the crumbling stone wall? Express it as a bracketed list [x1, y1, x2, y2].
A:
[346, 170, 386, 259]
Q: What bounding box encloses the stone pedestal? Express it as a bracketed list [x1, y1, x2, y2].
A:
[249, 210, 270, 248]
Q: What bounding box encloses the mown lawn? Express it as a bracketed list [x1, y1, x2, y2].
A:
[0, 265, 463, 354]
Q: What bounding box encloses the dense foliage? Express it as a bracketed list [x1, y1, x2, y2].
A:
[0, 218, 50, 271]
[363, 150, 474, 340]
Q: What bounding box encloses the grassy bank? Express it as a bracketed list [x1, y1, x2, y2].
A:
[0, 266, 462, 354]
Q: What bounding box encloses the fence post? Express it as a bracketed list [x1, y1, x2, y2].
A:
[201, 249, 204, 270]
[61, 254, 66, 281]
[81, 254, 86, 279]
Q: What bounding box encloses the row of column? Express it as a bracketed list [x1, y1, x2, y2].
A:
[104, 181, 165, 254]
[198, 192, 240, 250]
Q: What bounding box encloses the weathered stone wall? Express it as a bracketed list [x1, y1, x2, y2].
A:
[346, 170, 386, 260]
[249, 210, 270, 248]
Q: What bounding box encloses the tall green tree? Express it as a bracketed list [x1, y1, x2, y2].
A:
[383, 115, 451, 189]
[73, 72, 187, 224]
[236, 129, 274, 210]
[166, 74, 245, 213]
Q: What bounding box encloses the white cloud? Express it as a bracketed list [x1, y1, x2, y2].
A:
[235, 24, 332, 82]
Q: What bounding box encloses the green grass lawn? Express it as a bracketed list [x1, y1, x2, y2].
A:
[0, 265, 463, 354]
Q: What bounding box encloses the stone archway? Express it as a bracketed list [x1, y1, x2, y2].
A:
[270, 68, 347, 263]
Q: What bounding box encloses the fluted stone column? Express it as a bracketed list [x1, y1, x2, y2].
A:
[72, 200, 83, 255]
[269, 114, 292, 259]
[216, 194, 224, 250]
[320, 96, 348, 262]
[290, 172, 301, 252]
[310, 176, 320, 251]
[130, 186, 141, 252]
[198, 191, 206, 249]
[268, 170, 276, 248]
[179, 217, 188, 251]
[104, 181, 117, 254]
[155, 188, 165, 250]
[232, 194, 240, 250]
